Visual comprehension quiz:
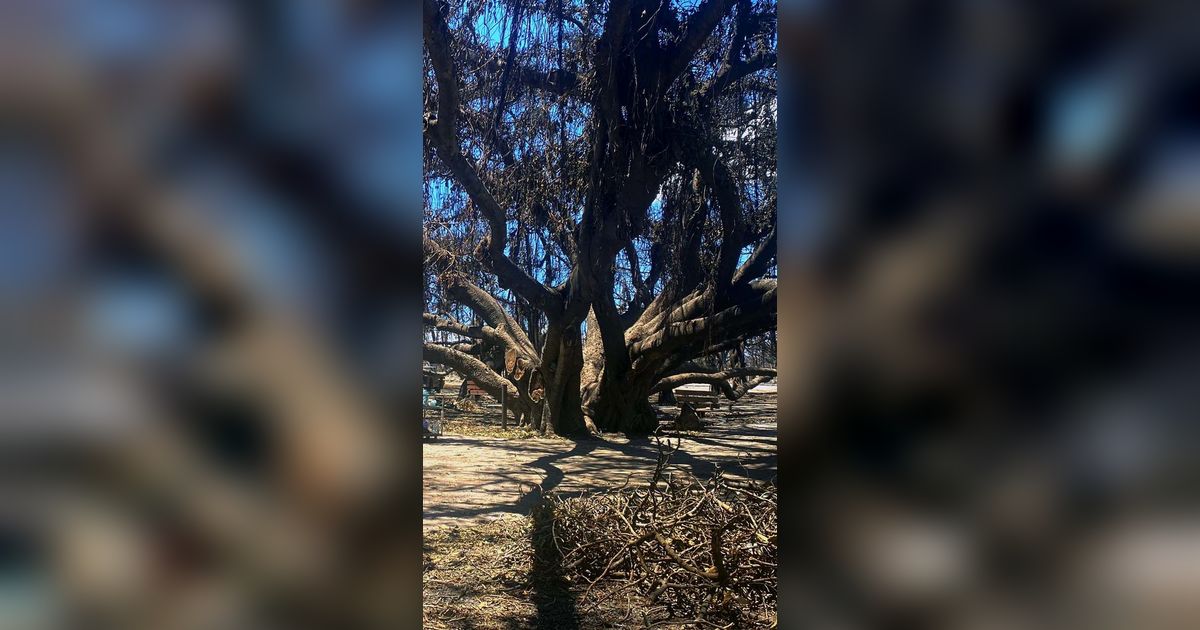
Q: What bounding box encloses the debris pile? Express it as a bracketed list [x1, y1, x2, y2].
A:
[538, 438, 777, 627]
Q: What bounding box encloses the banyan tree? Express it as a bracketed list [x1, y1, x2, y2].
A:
[423, 0, 778, 435]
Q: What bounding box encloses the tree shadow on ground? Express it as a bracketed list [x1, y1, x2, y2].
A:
[527, 498, 581, 629]
[516, 439, 605, 629]
[514, 439, 599, 513]
[610, 434, 777, 483]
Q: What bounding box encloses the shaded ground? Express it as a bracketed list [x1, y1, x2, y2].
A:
[423, 391, 777, 529]
[422, 389, 776, 629]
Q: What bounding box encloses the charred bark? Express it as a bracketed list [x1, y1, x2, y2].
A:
[538, 319, 586, 435]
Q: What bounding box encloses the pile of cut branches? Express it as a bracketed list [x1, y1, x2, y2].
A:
[537, 437, 777, 627]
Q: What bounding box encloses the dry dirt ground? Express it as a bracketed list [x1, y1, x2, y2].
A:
[423, 391, 777, 529]
[422, 389, 777, 629]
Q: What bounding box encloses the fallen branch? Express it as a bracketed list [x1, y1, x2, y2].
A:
[538, 438, 776, 626]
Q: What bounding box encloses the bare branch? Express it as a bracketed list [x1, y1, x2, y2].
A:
[732, 225, 776, 287]
[683, 144, 745, 292]
[482, 55, 580, 96]
[423, 0, 561, 314]
[445, 281, 539, 358]
[661, 0, 734, 92]
[423, 343, 520, 403]
[629, 285, 777, 358]
[423, 312, 509, 350]
[703, 52, 777, 100]
[423, 0, 459, 140]
[652, 367, 776, 398]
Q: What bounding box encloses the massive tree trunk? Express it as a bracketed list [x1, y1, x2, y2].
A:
[586, 369, 660, 435]
[539, 320, 585, 435]
[580, 169, 779, 435]
[583, 288, 778, 435]
[582, 307, 658, 434]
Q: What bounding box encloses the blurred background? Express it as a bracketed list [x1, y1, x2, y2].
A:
[3, 0, 1199, 628]
[777, 0, 1200, 628]
[1, 1, 423, 628]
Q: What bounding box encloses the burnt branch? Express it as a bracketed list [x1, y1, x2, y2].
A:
[652, 367, 776, 400]
[661, 0, 735, 92]
[423, 0, 561, 314]
[423, 343, 522, 405]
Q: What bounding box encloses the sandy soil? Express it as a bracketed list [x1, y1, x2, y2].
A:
[422, 390, 777, 628]
[422, 391, 777, 529]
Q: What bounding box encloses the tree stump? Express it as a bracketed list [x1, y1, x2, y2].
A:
[674, 402, 703, 430]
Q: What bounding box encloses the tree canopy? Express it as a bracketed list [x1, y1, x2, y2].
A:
[424, 0, 778, 435]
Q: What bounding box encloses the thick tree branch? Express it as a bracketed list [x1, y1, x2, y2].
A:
[423, 312, 508, 350]
[423, 235, 458, 272]
[484, 56, 580, 96]
[424, 0, 561, 314]
[699, 0, 773, 100]
[629, 285, 777, 358]
[732, 225, 776, 287]
[703, 52, 777, 100]
[624, 241, 654, 311]
[593, 0, 632, 118]
[444, 281, 539, 358]
[661, 0, 734, 91]
[423, 343, 521, 404]
[684, 145, 745, 292]
[428, 338, 485, 354]
[651, 367, 777, 399]
[429, 143, 560, 312]
[423, 0, 459, 139]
